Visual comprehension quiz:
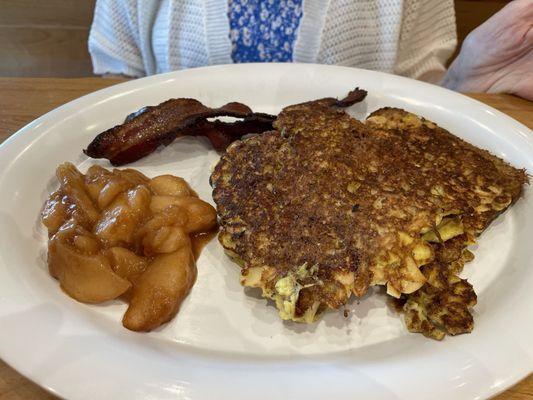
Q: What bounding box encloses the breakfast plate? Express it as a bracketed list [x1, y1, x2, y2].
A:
[0, 63, 532, 399]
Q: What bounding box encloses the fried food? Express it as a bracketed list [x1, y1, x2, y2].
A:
[211, 91, 526, 335]
[41, 163, 217, 331]
[364, 107, 526, 339]
[83, 89, 367, 166]
[402, 237, 477, 340]
[84, 98, 276, 165]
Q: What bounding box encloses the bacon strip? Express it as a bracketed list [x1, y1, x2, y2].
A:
[84, 88, 367, 166]
[84, 98, 276, 166]
[331, 88, 367, 107]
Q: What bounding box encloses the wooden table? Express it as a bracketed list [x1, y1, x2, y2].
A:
[0, 77, 531, 400]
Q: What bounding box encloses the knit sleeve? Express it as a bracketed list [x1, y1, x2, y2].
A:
[393, 0, 457, 81]
[88, 0, 146, 77]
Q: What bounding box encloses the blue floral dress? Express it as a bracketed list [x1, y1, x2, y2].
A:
[228, 0, 304, 63]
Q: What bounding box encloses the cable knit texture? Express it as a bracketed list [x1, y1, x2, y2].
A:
[314, 0, 403, 72]
[89, 0, 456, 79]
[89, 0, 146, 76]
[394, 0, 457, 78]
[167, 0, 209, 69]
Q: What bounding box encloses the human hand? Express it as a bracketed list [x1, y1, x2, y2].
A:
[443, 0, 533, 100]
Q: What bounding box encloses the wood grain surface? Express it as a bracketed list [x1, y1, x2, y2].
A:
[0, 77, 531, 400]
[0, 0, 96, 77]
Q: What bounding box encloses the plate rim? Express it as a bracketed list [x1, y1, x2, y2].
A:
[0, 63, 532, 400]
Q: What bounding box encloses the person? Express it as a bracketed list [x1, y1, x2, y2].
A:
[88, 0, 532, 100]
[443, 0, 532, 100]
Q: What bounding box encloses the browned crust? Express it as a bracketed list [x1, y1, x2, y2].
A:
[211, 99, 526, 322]
[365, 107, 527, 234]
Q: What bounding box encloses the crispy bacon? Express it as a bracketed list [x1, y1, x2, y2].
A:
[84, 98, 276, 165]
[84, 88, 367, 166]
[330, 88, 367, 107]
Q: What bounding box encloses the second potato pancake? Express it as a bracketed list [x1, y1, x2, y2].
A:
[210, 96, 526, 337]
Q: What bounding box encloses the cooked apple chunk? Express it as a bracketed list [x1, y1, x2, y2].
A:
[41, 163, 217, 331]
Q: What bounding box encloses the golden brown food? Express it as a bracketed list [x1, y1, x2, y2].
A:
[211, 94, 526, 337]
[106, 247, 149, 283]
[364, 108, 505, 339]
[123, 246, 196, 331]
[48, 223, 131, 303]
[41, 162, 217, 331]
[94, 185, 152, 246]
[149, 175, 193, 197]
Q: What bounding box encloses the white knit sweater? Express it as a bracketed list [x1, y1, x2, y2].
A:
[89, 0, 457, 79]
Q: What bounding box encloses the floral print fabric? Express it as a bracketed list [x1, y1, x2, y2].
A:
[228, 0, 303, 62]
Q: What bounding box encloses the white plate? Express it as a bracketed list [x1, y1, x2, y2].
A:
[0, 64, 532, 400]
